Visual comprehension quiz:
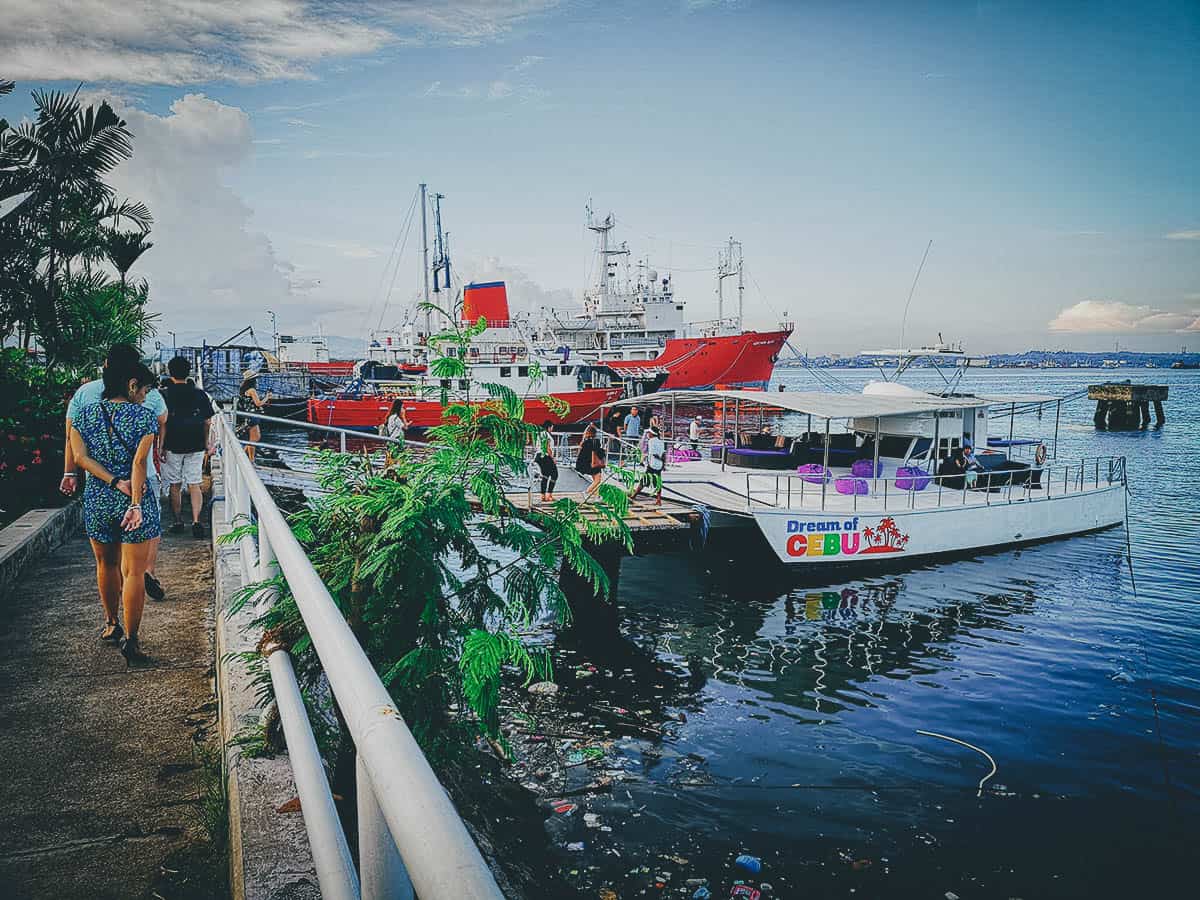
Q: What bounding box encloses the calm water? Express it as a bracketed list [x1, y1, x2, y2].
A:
[262, 369, 1200, 898]
[545, 369, 1199, 898]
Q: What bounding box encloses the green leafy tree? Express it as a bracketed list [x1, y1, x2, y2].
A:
[0, 81, 153, 357]
[233, 307, 635, 773]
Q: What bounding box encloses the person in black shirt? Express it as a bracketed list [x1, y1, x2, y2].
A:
[161, 357, 215, 537]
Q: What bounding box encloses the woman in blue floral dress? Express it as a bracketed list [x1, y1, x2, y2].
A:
[70, 362, 162, 664]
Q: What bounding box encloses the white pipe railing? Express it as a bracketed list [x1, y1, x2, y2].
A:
[216, 412, 503, 900]
[738, 455, 1127, 511]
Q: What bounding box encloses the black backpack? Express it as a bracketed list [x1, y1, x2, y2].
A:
[164, 382, 212, 451]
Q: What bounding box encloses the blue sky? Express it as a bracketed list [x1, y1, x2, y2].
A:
[3, 0, 1198, 353]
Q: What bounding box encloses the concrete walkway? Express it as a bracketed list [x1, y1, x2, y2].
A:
[0, 525, 227, 900]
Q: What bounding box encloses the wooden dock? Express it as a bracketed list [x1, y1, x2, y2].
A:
[504, 493, 699, 533]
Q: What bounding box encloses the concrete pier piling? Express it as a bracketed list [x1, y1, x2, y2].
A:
[1088, 383, 1168, 430]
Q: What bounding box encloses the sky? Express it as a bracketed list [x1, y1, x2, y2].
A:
[2, 0, 1198, 354]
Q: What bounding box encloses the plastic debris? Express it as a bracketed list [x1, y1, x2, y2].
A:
[552, 801, 577, 815]
[734, 854, 762, 874]
[945, 894, 959, 900]
[692, 888, 711, 900]
[584, 813, 602, 828]
[730, 885, 761, 899]
[528, 681, 559, 696]
[566, 841, 585, 852]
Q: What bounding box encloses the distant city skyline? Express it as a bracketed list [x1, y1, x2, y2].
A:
[2, 0, 1197, 353]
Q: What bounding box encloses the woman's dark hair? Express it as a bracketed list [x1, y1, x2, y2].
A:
[542, 419, 553, 429]
[239, 376, 257, 396]
[102, 362, 156, 400]
[389, 399, 405, 416]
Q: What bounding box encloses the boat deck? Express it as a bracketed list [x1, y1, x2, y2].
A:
[658, 457, 1123, 518]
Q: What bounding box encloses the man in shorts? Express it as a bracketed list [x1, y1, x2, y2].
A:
[63, 343, 169, 600]
[161, 356, 215, 537]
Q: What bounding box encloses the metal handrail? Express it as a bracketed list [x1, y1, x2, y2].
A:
[216, 412, 503, 899]
[739, 454, 1126, 511]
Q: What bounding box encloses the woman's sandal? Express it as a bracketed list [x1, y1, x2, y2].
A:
[120, 634, 151, 666]
[100, 621, 124, 643]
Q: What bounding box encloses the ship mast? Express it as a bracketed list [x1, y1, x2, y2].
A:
[431, 191, 451, 327]
[420, 183, 431, 338]
[717, 237, 743, 331]
[586, 201, 618, 314]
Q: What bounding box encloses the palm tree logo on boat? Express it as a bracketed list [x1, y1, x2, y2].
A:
[860, 517, 910, 554]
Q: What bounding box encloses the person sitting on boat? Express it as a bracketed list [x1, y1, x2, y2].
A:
[962, 442, 984, 488]
[575, 424, 606, 501]
[629, 425, 666, 506]
[937, 447, 969, 490]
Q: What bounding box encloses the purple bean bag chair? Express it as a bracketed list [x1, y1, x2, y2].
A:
[796, 463, 830, 484]
[895, 466, 931, 491]
[835, 475, 869, 495]
[851, 459, 883, 478]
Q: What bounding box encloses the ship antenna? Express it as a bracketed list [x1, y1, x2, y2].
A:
[899, 239, 932, 352]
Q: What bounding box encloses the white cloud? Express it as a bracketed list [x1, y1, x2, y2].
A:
[1165, 230, 1200, 241]
[512, 55, 546, 72]
[488, 80, 515, 100]
[1048, 300, 1200, 334]
[0, 1, 562, 85]
[284, 117, 319, 128]
[104, 94, 303, 331]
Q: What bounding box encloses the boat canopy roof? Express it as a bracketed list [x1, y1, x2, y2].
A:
[602, 388, 986, 421]
[957, 391, 1065, 406]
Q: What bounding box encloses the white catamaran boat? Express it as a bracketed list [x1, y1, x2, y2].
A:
[603, 382, 1127, 569]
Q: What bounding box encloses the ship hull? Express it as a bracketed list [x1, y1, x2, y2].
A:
[307, 387, 624, 431]
[604, 329, 790, 390]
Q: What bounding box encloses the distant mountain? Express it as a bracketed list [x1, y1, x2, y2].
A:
[778, 349, 1200, 370]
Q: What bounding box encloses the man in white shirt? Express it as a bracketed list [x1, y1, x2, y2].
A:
[62, 344, 169, 601]
[689, 415, 702, 450]
[629, 425, 666, 506]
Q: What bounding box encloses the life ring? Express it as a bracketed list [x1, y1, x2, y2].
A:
[1034, 443, 1047, 466]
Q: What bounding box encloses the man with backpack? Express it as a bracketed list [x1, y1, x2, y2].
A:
[629, 424, 666, 506]
[161, 356, 215, 537]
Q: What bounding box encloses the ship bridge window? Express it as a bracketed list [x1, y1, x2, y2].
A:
[545, 366, 558, 375]
[499, 366, 512, 378]
[561, 365, 573, 375]
[458, 379, 470, 391]
[518, 366, 529, 377]
[440, 378, 451, 390]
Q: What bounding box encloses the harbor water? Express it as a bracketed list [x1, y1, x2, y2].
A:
[260, 369, 1199, 898]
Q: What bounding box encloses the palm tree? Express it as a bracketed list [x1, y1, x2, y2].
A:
[104, 228, 154, 295]
[0, 82, 153, 358]
[2, 88, 139, 343]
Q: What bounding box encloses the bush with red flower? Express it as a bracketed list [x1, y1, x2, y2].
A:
[0, 349, 78, 526]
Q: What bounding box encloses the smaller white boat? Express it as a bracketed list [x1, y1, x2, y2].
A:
[602, 383, 1126, 569]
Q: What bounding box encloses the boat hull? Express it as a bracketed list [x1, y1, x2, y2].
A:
[604, 329, 791, 390]
[752, 485, 1125, 566]
[307, 387, 624, 430]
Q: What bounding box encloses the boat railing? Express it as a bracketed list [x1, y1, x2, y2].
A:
[215, 411, 503, 899]
[740, 454, 1128, 512]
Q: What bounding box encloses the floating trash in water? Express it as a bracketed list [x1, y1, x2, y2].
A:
[734, 854, 762, 874]
[528, 681, 559, 696]
[566, 841, 585, 852]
